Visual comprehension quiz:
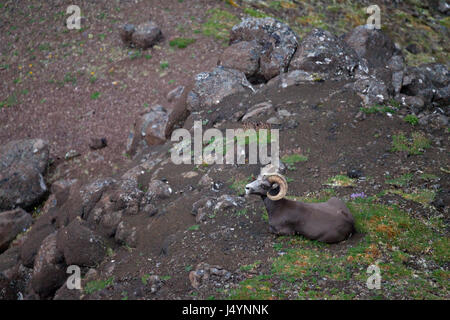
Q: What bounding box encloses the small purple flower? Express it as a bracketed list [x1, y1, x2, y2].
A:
[351, 192, 367, 199]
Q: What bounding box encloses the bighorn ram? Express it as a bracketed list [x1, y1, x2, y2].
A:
[245, 165, 356, 243]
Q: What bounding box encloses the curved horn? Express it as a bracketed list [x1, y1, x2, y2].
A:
[266, 174, 288, 201]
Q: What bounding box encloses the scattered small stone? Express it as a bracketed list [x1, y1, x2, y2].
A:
[65, 150, 80, 160]
[347, 169, 364, 179]
[182, 171, 198, 179]
[89, 137, 107, 150]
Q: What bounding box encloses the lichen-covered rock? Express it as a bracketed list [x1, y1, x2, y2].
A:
[110, 179, 144, 216]
[115, 220, 137, 247]
[218, 41, 262, 80]
[401, 66, 435, 105]
[187, 66, 253, 112]
[349, 76, 389, 107]
[188, 262, 232, 289]
[129, 21, 162, 49]
[0, 139, 49, 211]
[0, 208, 32, 253]
[144, 180, 172, 201]
[289, 28, 365, 80]
[267, 69, 322, 88]
[399, 63, 449, 109]
[230, 17, 298, 81]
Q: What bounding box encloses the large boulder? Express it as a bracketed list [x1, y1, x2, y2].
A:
[187, 66, 253, 112]
[230, 17, 298, 81]
[344, 25, 398, 69]
[57, 218, 106, 267]
[0, 139, 49, 210]
[289, 28, 366, 80]
[0, 208, 32, 253]
[31, 232, 66, 298]
[218, 41, 263, 80]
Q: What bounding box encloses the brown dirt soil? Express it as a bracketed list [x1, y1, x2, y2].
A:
[76, 81, 447, 300]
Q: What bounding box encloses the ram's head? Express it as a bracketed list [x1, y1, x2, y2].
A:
[245, 164, 288, 201]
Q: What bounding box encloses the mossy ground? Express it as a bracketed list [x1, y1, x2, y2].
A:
[229, 195, 449, 300]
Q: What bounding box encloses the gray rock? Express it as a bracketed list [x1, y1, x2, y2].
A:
[115, 220, 137, 247]
[214, 194, 242, 210]
[266, 116, 282, 125]
[242, 102, 274, 121]
[130, 21, 162, 49]
[111, 179, 144, 215]
[419, 63, 449, 88]
[198, 174, 214, 188]
[403, 96, 425, 114]
[230, 17, 298, 80]
[392, 71, 404, 95]
[435, 84, 450, 107]
[145, 275, 162, 293]
[267, 69, 321, 88]
[289, 28, 365, 79]
[401, 66, 436, 105]
[388, 55, 405, 72]
[418, 113, 448, 129]
[187, 66, 253, 112]
[144, 180, 172, 201]
[0, 208, 32, 253]
[349, 76, 389, 107]
[0, 139, 49, 210]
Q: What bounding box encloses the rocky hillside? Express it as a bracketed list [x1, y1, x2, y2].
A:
[0, 0, 448, 300]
